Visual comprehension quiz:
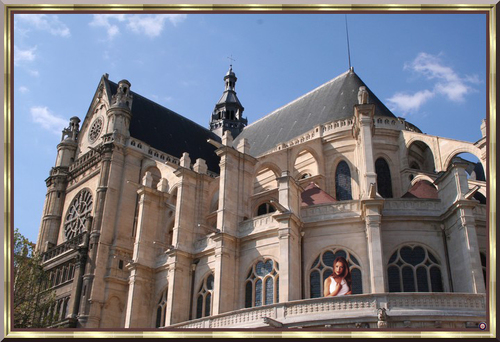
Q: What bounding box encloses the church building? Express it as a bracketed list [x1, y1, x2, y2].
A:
[35, 66, 487, 329]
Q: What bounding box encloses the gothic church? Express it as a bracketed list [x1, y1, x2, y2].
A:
[35, 66, 487, 329]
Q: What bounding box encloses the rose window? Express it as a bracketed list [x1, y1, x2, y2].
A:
[88, 117, 103, 143]
[64, 189, 93, 240]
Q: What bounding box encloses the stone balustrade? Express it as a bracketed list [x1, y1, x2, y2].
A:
[42, 232, 86, 263]
[382, 199, 442, 216]
[238, 213, 280, 238]
[169, 292, 485, 329]
[129, 138, 218, 178]
[301, 201, 360, 223]
[266, 115, 421, 155]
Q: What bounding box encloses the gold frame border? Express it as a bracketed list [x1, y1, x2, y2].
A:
[3, 4, 497, 339]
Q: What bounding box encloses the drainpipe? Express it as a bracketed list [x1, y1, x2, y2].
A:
[440, 224, 453, 292]
[188, 259, 200, 320]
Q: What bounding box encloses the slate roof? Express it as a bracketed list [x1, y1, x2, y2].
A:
[301, 182, 337, 206]
[217, 91, 242, 106]
[106, 80, 222, 173]
[233, 69, 397, 157]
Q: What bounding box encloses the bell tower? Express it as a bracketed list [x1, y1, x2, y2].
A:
[209, 65, 247, 139]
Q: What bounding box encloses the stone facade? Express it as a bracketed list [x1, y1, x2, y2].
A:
[35, 68, 487, 329]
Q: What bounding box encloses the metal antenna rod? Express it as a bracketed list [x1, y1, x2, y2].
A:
[227, 55, 236, 68]
[345, 14, 352, 70]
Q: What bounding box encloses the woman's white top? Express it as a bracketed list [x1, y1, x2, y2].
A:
[329, 277, 349, 296]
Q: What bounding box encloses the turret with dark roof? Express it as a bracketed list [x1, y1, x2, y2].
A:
[209, 65, 247, 139]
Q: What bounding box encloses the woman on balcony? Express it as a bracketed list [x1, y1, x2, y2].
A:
[324, 256, 352, 297]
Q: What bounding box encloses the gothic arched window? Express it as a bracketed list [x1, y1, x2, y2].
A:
[256, 202, 276, 217]
[309, 248, 362, 298]
[196, 273, 214, 319]
[387, 245, 443, 293]
[245, 259, 279, 308]
[375, 158, 393, 198]
[155, 288, 168, 328]
[335, 160, 352, 201]
[64, 189, 93, 240]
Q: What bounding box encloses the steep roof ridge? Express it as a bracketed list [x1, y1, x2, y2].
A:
[243, 69, 351, 130]
[107, 79, 219, 138]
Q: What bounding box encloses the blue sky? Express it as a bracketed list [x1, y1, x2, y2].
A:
[13, 12, 487, 243]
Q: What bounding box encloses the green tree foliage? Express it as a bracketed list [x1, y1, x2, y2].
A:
[13, 228, 56, 328]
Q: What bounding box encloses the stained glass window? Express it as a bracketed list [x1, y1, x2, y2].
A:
[375, 158, 393, 198]
[64, 189, 93, 240]
[245, 258, 279, 308]
[335, 161, 352, 200]
[195, 273, 214, 319]
[387, 245, 444, 293]
[309, 248, 362, 298]
[155, 288, 168, 328]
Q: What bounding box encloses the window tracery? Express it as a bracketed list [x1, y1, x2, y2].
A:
[64, 189, 93, 240]
[387, 245, 443, 292]
[155, 288, 168, 328]
[196, 273, 214, 319]
[245, 259, 279, 308]
[309, 248, 362, 298]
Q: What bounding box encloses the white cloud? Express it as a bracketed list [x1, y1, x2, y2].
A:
[89, 14, 187, 40]
[89, 14, 126, 40]
[405, 52, 477, 102]
[30, 106, 67, 135]
[19, 86, 29, 93]
[388, 52, 480, 115]
[387, 90, 435, 115]
[16, 14, 70, 37]
[28, 69, 40, 77]
[14, 45, 36, 66]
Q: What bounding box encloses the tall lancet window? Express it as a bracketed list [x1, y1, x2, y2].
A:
[196, 273, 214, 319]
[335, 160, 352, 200]
[375, 158, 393, 198]
[155, 288, 168, 328]
[245, 259, 279, 308]
[64, 189, 93, 240]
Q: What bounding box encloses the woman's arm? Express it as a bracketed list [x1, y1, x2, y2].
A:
[324, 277, 342, 297]
[323, 277, 332, 297]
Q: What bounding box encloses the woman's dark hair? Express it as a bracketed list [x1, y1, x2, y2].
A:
[333, 256, 351, 288]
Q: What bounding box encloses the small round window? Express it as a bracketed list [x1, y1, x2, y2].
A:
[88, 117, 103, 143]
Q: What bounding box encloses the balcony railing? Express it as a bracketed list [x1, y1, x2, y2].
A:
[169, 293, 485, 329]
[42, 232, 86, 263]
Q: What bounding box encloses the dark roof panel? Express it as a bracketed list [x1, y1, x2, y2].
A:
[107, 80, 221, 173]
[233, 69, 397, 157]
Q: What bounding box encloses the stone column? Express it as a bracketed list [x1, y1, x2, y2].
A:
[436, 161, 485, 293]
[211, 233, 237, 315]
[274, 172, 302, 302]
[123, 172, 165, 327]
[124, 263, 154, 328]
[164, 251, 192, 325]
[362, 200, 386, 293]
[353, 101, 376, 198]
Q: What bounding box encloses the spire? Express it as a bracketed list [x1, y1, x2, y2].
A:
[209, 65, 247, 139]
